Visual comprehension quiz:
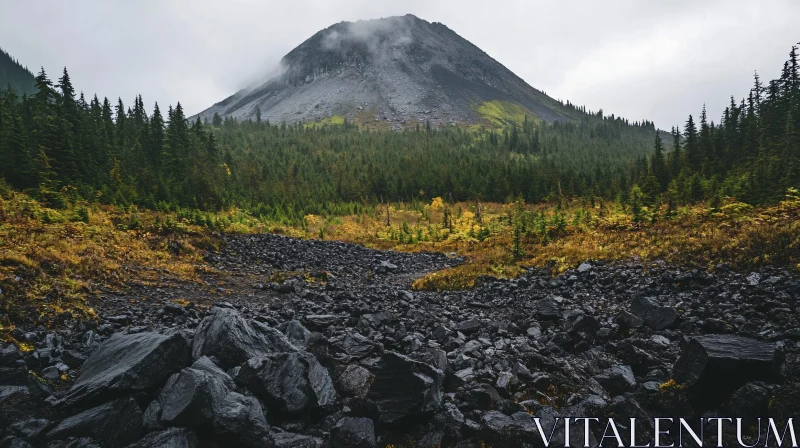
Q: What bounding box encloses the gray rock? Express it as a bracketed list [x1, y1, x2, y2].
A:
[62, 331, 190, 407]
[47, 397, 143, 448]
[303, 314, 341, 330]
[125, 428, 198, 448]
[273, 432, 323, 448]
[8, 418, 54, 440]
[336, 364, 374, 399]
[334, 332, 381, 359]
[630, 296, 677, 330]
[156, 367, 228, 427]
[536, 297, 562, 320]
[237, 351, 335, 416]
[2, 437, 35, 448]
[454, 319, 482, 335]
[0, 343, 21, 366]
[329, 417, 376, 448]
[280, 320, 312, 348]
[212, 391, 273, 447]
[673, 334, 776, 387]
[192, 307, 297, 368]
[594, 365, 637, 395]
[368, 351, 443, 423]
[616, 310, 644, 328]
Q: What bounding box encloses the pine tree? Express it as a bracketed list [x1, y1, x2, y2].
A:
[651, 133, 667, 190]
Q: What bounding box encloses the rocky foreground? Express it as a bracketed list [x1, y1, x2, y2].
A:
[1, 233, 799, 447]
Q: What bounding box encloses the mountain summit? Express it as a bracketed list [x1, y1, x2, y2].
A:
[196, 15, 577, 128]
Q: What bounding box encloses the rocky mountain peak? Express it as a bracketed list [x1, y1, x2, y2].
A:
[196, 15, 576, 128]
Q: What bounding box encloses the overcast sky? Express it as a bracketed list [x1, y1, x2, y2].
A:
[1, 0, 797, 130]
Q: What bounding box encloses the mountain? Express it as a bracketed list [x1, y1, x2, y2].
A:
[196, 14, 580, 128]
[0, 47, 36, 95]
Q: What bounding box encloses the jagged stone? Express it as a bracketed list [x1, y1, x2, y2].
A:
[593, 365, 637, 395]
[236, 351, 335, 416]
[672, 334, 776, 407]
[336, 364, 373, 399]
[62, 331, 190, 407]
[272, 432, 323, 448]
[629, 296, 677, 330]
[125, 428, 198, 448]
[47, 397, 143, 448]
[328, 417, 376, 448]
[368, 351, 443, 423]
[192, 307, 297, 368]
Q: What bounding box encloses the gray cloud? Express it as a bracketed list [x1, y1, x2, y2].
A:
[0, 0, 796, 129]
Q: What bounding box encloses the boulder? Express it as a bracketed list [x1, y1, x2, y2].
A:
[334, 332, 381, 360]
[336, 364, 374, 399]
[280, 320, 312, 348]
[212, 392, 273, 447]
[328, 417, 376, 448]
[594, 365, 637, 395]
[303, 315, 342, 331]
[47, 397, 143, 448]
[192, 307, 297, 368]
[272, 432, 323, 448]
[536, 297, 562, 320]
[368, 351, 443, 423]
[672, 334, 776, 408]
[236, 352, 335, 416]
[0, 343, 21, 366]
[156, 367, 228, 427]
[629, 296, 677, 330]
[152, 358, 272, 447]
[454, 319, 482, 335]
[125, 428, 198, 448]
[62, 331, 190, 407]
[726, 382, 771, 420]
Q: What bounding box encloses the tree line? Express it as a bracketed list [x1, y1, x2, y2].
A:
[634, 44, 800, 207]
[1, 44, 797, 225]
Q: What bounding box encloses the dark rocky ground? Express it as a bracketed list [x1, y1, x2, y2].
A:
[2, 233, 799, 447]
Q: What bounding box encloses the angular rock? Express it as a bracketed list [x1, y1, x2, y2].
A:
[156, 367, 228, 427]
[0, 343, 21, 366]
[303, 314, 341, 331]
[47, 397, 143, 448]
[616, 310, 644, 328]
[536, 297, 562, 320]
[336, 364, 374, 399]
[334, 332, 381, 360]
[328, 417, 376, 448]
[454, 319, 482, 335]
[192, 307, 297, 368]
[368, 351, 443, 423]
[62, 331, 190, 407]
[236, 351, 335, 416]
[272, 432, 323, 448]
[594, 365, 637, 395]
[280, 320, 312, 348]
[212, 392, 273, 447]
[629, 296, 677, 330]
[125, 428, 198, 448]
[672, 334, 776, 407]
[726, 382, 770, 420]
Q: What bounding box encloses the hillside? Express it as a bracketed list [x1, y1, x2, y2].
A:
[196, 15, 582, 128]
[0, 47, 36, 95]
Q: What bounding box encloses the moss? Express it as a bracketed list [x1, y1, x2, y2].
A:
[475, 100, 540, 128]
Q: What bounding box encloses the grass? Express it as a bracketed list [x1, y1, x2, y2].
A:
[475, 100, 540, 128]
[2, 183, 799, 344]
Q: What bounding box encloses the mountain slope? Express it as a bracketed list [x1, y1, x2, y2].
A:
[196, 15, 579, 128]
[0, 47, 36, 95]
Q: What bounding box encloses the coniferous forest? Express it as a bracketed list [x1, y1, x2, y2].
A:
[0, 45, 798, 222]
